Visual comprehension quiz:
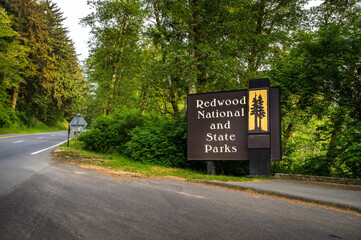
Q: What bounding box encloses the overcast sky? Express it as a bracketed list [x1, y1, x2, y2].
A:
[52, 0, 92, 62]
[52, 0, 323, 63]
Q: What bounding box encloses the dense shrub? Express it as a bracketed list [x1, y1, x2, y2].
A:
[80, 110, 250, 175]
[124, 119, 188, 168]
[0, 105, 25, 128]
[332, 120, 361, 179]
[0, 105, 16, 127]
[272, 119, 361, 179]
[79, 108, 144, 153]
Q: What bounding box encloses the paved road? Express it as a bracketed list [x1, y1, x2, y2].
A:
[0, 131, 70, 196]
[1, 133, 361, 239]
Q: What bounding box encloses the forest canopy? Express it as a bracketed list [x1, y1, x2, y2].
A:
[80, 0, 360, 178]
[0, 0, 86, 128]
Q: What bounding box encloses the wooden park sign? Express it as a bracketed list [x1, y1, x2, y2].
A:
[187, 78, 281, 176]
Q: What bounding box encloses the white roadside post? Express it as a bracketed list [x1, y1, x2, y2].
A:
[69, 113, 87, 149]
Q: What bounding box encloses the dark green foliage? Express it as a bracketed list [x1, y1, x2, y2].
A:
[124, 119, 187, 168]
[332, 120, 361, 178]
[270, 1, 361, 179]
[0, 0, 86, 129]
[79, 109, 145, 153]
[1, 0, 357, 178]
[0, 105, 18, 127]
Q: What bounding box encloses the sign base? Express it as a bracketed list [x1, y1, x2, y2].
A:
[249, 145, 271, 176]
[207, 161, 216, 175]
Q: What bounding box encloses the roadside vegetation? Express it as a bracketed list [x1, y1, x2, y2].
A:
[0, 119, 67, 134]
[55, 144, 268, 182]
[1, 1, 360, 178]
[80, 0, 360, 179]
[0, 126, 65, 135]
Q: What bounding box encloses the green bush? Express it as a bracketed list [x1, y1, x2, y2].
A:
[124, 119, 188, 168]
[272, 118, 361, 179]
[79, 108, 144, 153]
[332, 120, 361, 179]
[0, 105, 22, 127]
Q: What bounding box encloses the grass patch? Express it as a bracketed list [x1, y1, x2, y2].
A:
[0, 127, 66, 134]
[55, 144, 272, 182]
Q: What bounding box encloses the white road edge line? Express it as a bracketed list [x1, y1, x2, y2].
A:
[30, 140, 69, 155]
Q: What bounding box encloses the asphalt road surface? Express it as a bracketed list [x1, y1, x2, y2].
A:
[0, 131, 71, 196]
[1, 132, 361, 240]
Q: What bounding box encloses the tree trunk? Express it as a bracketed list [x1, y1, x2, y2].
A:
[108, 0, 130, 114]
[154, 2, 179, 116]
[248, 0, 265, 74]
[12, 86, 19, 111]
[191, 0, 207, 92]
[284, 123, 295, 141]
[254, 113, 258, 130]
[326, 109, 345, 172]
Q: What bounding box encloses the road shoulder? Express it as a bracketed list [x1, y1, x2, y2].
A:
[201, 179, 361, 214]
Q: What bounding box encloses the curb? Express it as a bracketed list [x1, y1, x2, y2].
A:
[200, 180, 361, 214]
[275, 173, 361, 186]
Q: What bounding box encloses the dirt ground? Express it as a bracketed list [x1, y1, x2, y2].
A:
[52, 147, 183, 181]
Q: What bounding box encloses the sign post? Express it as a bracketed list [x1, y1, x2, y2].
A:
[67, 112, 71, 147]
[69, 113, 87, 149]
[248, 79, 271, 177]
[187, 78, 281, 177]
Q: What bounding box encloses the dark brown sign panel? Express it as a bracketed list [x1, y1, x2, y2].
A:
[187, 90, 249, 160]
[270, 87, 281, 161]
[188, 87, 281, 161]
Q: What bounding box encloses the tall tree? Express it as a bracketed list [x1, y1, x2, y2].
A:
[272, 0, 361, 175]
[83, 0, 308, 117]
[1, 0, 87, 126]
[0, 6, 28, 126]
[1, 0, 56, 122]
[82, 0, 144, 115]
[44, 0, 87, 116]
[239, 0, 308, 80]
[0, 6, 27, 110]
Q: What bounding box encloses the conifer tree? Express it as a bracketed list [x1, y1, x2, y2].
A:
[0, 0, 86, 126]
[257, 94, 266, 130]
[250, 93, 259, 130]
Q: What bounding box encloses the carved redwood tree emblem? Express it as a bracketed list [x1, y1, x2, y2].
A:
[248, 89, 269, 133]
